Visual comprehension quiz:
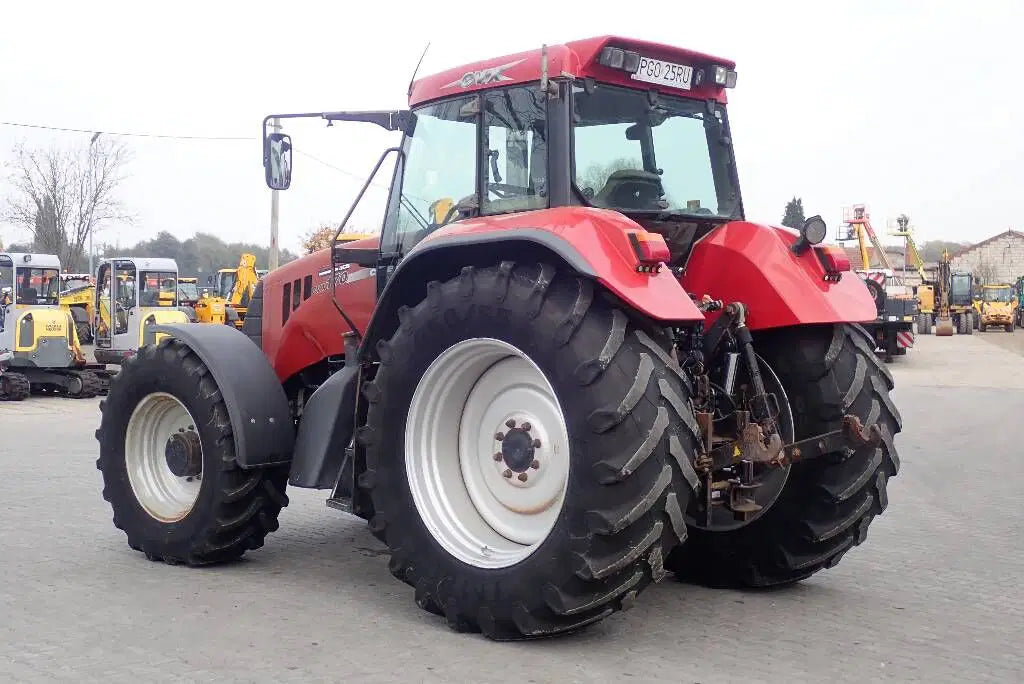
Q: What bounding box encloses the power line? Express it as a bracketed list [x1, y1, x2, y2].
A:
[0, 120, 255, 141]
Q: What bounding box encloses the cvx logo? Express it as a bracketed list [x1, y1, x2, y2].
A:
[443, 59, 525, 89]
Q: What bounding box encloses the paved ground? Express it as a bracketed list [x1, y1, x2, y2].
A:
[2, 334, 1022, 683]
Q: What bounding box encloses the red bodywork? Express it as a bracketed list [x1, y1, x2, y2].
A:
[261, 237, 379, 382]
[681, 222, 877, 330]
[258, 36, 875, 381]
[409, 36, 733, 108]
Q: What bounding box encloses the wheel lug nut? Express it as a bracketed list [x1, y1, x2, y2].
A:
[521, 422, 532, 431]
[495, 432, 505, 441]
[493, 452, 503, 461]
[532, 438, 541, 448]
[502, 469, 513, 479]
[530, 459, 540, 470]
[517, 472, 529, 482]
[505, 418, 517, 428]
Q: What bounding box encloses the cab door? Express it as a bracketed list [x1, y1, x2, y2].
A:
[112, 261, 138, 351]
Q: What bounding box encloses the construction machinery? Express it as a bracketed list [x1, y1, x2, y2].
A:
[1016, 276, 1024, 328]
[211, 253, 262, 328]
[0, 252, 108, 397]
[927, 250, 975, 335]
[838, 205, 917, 360]
[59, 280, 96, 344]
[890, 214, 936, 333]
[976, 283, 1017, 332]
[93, 257, 190, 364]
[96, 36, 900, 639]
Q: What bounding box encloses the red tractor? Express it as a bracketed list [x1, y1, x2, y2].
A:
[97, 36, 900, 639]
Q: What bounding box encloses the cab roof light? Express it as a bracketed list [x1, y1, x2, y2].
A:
[628, 231, 671, 272]
[599, 47, 641, 74]
[694, 65, 739, 88]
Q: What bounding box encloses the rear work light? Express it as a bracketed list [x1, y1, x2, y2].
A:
[599, 47, 641, 73]
[628, 231, 671, 273]
[814, 245, 851, 281]
[694, 64, 738, 88]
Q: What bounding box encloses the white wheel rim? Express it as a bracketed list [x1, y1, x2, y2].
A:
[405, 338, 570, 569]
[125, 392, 203, 522]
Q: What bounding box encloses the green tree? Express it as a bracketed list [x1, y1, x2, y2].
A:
[781, 197, 805, 229]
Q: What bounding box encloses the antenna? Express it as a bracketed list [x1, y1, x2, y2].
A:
[407, 42, 431, 98]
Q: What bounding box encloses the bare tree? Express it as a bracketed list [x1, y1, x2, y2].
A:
[974, 259, 997, 285]
[2, 137, 131, 270]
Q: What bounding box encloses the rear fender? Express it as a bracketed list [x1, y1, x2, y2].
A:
[154, 323, 294, 468]
[682, 222, 877, 330]
[360, 208, 703, 355]
[289, 364, 358, 489]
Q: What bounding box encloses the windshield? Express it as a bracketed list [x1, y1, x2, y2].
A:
[178, 282, 199, 300]
[140, 271, 177, 306]
[219, 272, 236, 299]
[951, 275, 972, 295]
[572, 83, 739, 217]
[14, 267, 60, 305]
[62, 277, 90, 291]
[983, 287, 1013, 302]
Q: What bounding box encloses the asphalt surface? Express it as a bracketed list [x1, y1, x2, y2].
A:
[2, 333, 1022, 683]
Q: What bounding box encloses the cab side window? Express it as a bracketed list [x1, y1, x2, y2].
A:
[482, 86, 548, 215]
[384, 96, 478, 255]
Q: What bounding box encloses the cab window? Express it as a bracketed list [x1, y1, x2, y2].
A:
[385, 96, 478, 254]
[482, 86, 548, 215]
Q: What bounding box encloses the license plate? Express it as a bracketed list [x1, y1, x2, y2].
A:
[631, 56, 692, 90]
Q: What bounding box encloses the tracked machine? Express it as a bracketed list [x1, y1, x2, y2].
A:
[96, 37, 901, 639]
[0, 252, 108, 397]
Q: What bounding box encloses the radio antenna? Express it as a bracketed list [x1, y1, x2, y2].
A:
[407, 42, 431, 97]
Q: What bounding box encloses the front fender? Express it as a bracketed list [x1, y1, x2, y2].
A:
[682, 221, 877, 330]
[154, 323, 294, 468]
[360, 207, 703, 354]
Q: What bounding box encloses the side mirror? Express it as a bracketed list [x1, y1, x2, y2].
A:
[264, 132, 293, 190]
[207, 275, 213, 285]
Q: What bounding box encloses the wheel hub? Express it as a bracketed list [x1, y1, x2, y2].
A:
[495, 420, 540, 473]
[164, 429, 202, 478]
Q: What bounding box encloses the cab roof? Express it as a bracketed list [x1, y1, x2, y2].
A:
[409, 35, 735, 108]
[104, 256, 179, 272]
[0, 252, 62, 270]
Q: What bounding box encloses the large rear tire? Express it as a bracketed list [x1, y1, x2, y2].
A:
[667, 324, 900, 587]
[360, 262, 699, 639]
[96, 339, 289, 565]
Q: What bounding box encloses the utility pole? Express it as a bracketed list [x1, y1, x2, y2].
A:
[269, 117, 281, 271]
[88, 132, 102, 276]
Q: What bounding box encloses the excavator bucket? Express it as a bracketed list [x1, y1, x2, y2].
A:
[935, 316, 954, 336]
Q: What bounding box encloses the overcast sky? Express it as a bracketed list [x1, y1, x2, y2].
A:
[1, 0, 1020, 255]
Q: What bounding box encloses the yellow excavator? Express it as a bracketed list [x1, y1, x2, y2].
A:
[59, 274, 96, 344]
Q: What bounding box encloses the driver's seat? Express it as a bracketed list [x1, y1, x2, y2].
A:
[594, 170, 666, 210]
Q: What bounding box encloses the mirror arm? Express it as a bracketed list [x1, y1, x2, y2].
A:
[321, 110, 413, 132]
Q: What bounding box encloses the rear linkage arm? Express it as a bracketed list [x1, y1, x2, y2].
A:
[682, 296, 882, 525]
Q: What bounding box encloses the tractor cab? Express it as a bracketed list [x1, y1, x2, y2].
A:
[93, 257, 189, 364]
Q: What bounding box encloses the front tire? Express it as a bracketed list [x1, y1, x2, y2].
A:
[360, 262, 699, 639]
[667, 324, 901, 587]
[97, 339, 289, 565]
